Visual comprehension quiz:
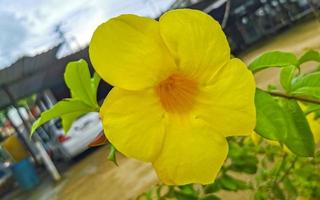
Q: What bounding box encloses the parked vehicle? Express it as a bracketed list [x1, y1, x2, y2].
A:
[54, 112, 103, 159]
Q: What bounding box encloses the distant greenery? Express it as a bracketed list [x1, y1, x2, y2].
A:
[138, 138, 320, 200]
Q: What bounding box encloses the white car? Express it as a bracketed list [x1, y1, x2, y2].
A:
[55, 112, 103, 158]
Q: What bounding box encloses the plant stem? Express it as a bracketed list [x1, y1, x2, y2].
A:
[266, 91, 320, 104]
[277, 156, 297, 183]
[272, 153, 288, 186]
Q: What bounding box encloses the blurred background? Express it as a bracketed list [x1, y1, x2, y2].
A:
[0, 0, 319, 199]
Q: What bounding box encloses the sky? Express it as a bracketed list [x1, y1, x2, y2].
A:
[0, 0, 176, 69]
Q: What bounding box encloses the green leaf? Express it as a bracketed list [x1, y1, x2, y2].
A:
[305, 104, 320, 115]
[107, 144, 118, 166]
[292, 71, 320, 88]
[291, 87, 320, 99]
[248, 51, 298, 73]
[178, 185, 198, 197]
[228, 142, 258, 174]
[64, 59, 97, 107]
[91, 72, 101, 101]
[61, 111, 88, 133]
[31, 99, 93, 135]
[254, 89, 288, 141]
[280, 65, 296, 92]
[204, 182, 221, 194]
[219, 174, 250, 191]
[219, 175, 238, 191]
[298, 49, 320, 65]
[280, 99, 315, 157]
[230, 159, 258, 174]
[291, 71, 320, 99]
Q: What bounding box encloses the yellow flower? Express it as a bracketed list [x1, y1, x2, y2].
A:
[89, 9, 256, 185]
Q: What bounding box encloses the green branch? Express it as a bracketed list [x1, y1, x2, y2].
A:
[277, 156, 297, 183]
[266, 90, 320, 104]
[272, 153, 288, 186]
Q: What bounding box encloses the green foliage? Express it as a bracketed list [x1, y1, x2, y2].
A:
[290, 71, 320, 99]
[31, 99, 93, 134]
[173, 185, 198, 200]
[32, 59, 119, 165]
[249, 49, 320, 75]
[248, 51, 298, 73]
[204, 171, 252, 194]
[64, 59, 98, 107]
[283, 177, 297, 198]
[305, 103, 320, 115]
[31, 59, 100, 135]
[254, 89, 287, 141]
[107, 144, 118, 166]
[228, 140, 258, 174]
[252, 50, 320, 157]
[249, 49, 320, 199]
[91, 72, 101, 100]
[255, 147, 320, 200]
[61, 111, 88, 134]
[280, 99, 315, 157]
[298, 49, 320, 65]
[204, 182, 220, 194]
[280, 65, 296, 92]
[219, 174, 251, 191]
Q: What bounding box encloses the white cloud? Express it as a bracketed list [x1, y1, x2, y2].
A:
[0, 11, 29, 67]
[0, 0, 175, 69]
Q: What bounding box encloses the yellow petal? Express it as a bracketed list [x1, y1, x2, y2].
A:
[89, 14, 176, 90]
[153, 117, 228, 185]
[299, 103, 320, 144]
[100, 87, 166, 162]
[159, 9, 230, 84]
[194, 58, 256, 137]
[307, 114, 320, 144]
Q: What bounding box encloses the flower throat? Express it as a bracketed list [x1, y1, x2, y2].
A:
[155, 74, 198, 113]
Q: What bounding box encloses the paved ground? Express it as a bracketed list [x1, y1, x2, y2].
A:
[4, 148, 158, 200]
[3, 19, 320, 200]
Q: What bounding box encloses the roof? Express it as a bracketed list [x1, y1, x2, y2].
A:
[0, 46, 90, 109]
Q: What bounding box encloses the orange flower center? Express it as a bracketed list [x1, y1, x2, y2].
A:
[155, 74, 198, 113]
